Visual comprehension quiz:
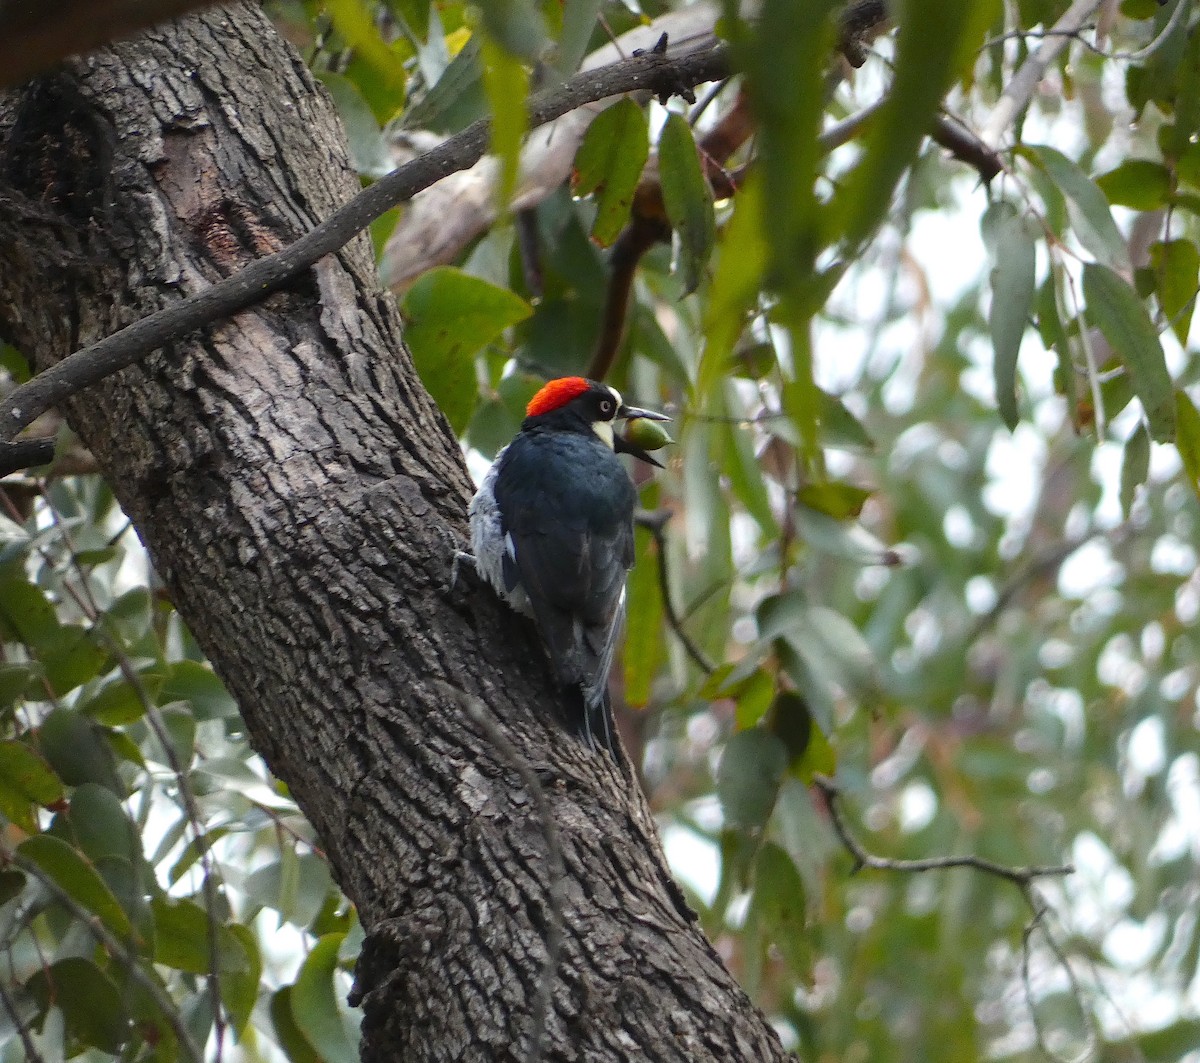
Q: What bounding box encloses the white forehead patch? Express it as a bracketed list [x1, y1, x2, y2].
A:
[606, 385, 623, 410]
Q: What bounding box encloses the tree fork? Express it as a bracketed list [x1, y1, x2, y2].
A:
[0, 5, 787, 1061]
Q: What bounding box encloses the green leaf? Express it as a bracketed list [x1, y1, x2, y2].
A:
[222, 923, 262, 1036]
[0, 662, 33, 706]
[42, 625, 108, 697]
[1175, 390, 1200, 499]
[317, 72, 392, 178]
[26, 957, 130, 1053]
[717, 728, 789, 831]
[1097, 159, 1172, 210]
[159, 659, 238, 721]
[572, 99, 649, 247]
[271, 986, 322, 1063]
[553, 0, 601, 76]
[742, 0, 838, 284]
[1120, 421, 1151, 516]
[623, 525, 665, 709]
[701, 173, 769, 400]
[68, 783, 140, 864]
[0, 868, 24, 905]
[819, 389, 874, 451]
[402, 267, 531, 434]
[481, 36, 529, 208]
[1148, 239, 1200, 345]
[749, 842, 809, 976]
[17, 834, 134, 940]
[1082, 263, 1174, 441]
[984, 202, 1037, 430]
[1027, 146, 1131, 271]
[151, 896, 247, 976]
[291, 933, 361, 1063]
[38, 709, 124, 793]
[325, 0, 408, 123]
[0, 740, 62, 831]
[476, 0, 545, 60]
[658, 112, 716, 296]
[796, 480, 872, 520]
[0, 578, 58, 646]
[243, 852, 334, 928]
[80, 678, 148, 725]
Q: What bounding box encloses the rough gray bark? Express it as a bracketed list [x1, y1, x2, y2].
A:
[0, 5, 789, 1062]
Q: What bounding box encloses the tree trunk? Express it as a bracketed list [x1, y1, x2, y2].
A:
[0, 6, 788, 1060]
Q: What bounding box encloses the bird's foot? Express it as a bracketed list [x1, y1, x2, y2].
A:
[448, 549, 476, 594]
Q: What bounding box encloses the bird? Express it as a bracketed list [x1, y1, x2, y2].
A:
[463, 376, 670, 754]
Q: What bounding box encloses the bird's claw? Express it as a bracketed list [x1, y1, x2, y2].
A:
[449, 549, 476, 594]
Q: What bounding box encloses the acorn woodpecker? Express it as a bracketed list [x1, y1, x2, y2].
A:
[466, 377, 670, 753]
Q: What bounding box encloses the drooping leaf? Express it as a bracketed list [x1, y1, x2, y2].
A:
[38, 708, 124, 794]
[1028, 146, 1131, 271]
[17, 834, 134, 940]
[0, 740, 62, 831]
[1174, 390, 1200, 500]
[159, 659, 239, 721]
[572, 99, 649, 247]
[1097, 158, 1172, 210]
[1148, 239, 1200, 345]
[717, 728, 789, 831]
[26, 957, 130, 1053]
[481, 36, 529, 207]
[984, 201, 1037, 429]
[1082, 263, 1174, 441]
[271, 986, 322, 1063]
[658, 112, 716, 296]
[402, 267, 532, 433]
[291, 933, 362, 1063]
[1120, 421, 1151, 516]
[326, 0, 408, 123]
[623, 523, 665, 709]
[701, 173, 769, 401]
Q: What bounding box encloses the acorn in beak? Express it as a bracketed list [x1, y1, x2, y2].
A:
[614, 404, 673, 468]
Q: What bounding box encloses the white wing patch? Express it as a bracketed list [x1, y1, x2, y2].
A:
[468, 454, 532, 616]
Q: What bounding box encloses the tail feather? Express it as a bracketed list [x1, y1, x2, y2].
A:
[560, 684, 623, 762]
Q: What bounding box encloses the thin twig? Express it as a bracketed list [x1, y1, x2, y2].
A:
[635, 509, 715, 675]
[1021, 892, 1099, 1063]
[0, 40, 731, 452]
[813, 775, 1074, 888]
[982, 0, 1106, 149]
[436, 682, 566, 1063]
[0, 969, 45, 1063]
[2, 847, 205, 1063]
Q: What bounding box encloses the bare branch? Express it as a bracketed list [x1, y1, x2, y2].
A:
[0, 438, 55, 478]
[0, 39, 731, 446]
[813, 775, 1074, 889]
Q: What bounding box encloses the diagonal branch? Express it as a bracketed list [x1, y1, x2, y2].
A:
[0, 39, 732, 450]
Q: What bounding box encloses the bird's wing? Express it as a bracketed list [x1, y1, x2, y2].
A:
[494, 437, 635, 691]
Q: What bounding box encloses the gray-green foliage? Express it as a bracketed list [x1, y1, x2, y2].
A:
[6, 0, 1200, 1060]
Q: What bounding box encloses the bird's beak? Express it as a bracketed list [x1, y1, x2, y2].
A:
[614, 434, 664, 468]
[617, 404, 671, 422]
